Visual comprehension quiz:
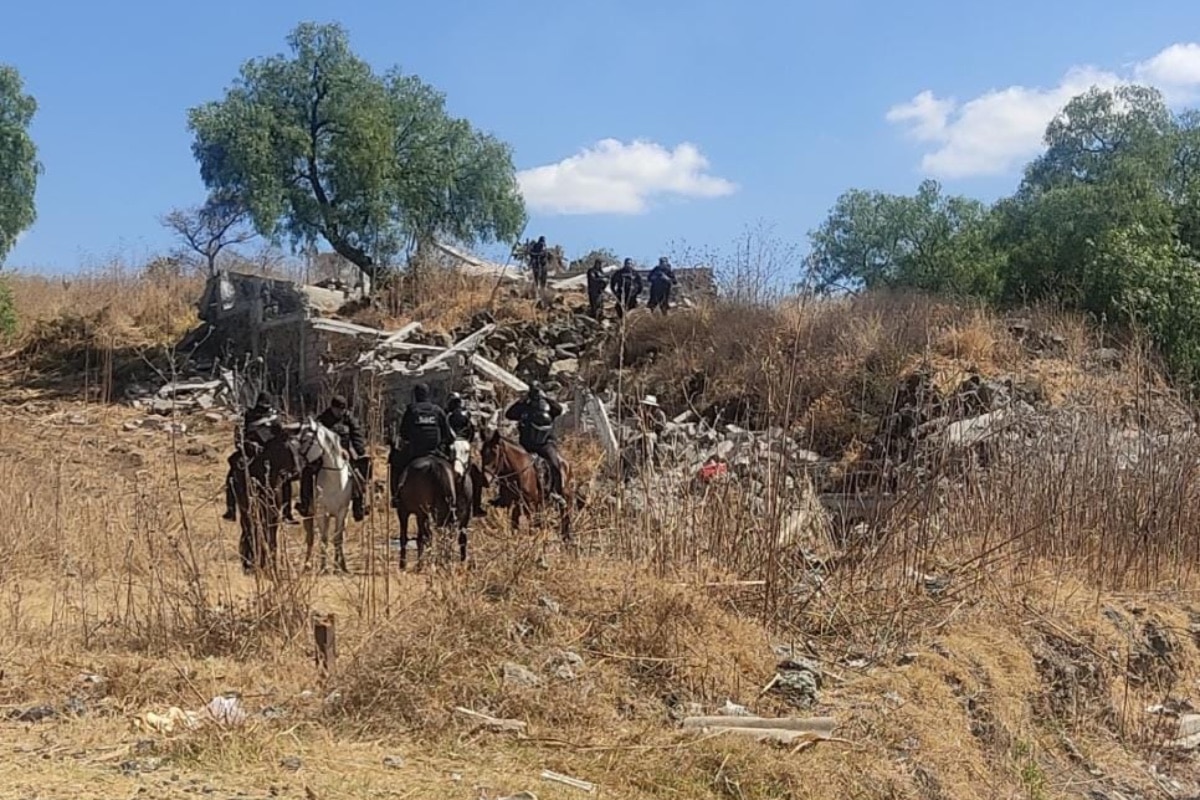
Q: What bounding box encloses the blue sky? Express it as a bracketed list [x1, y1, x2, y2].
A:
[4, 0, 1200, 275]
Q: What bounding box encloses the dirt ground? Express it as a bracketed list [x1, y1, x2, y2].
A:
[1, 382, 1199, 799]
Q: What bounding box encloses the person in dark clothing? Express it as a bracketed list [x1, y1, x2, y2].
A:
[586, 259, 608, 319]
[528, 235, 549, 290]
[389, 383, 456, 489]
[609, 258, 644, 319]
[444, 392, 486, 518]
[224, 392, 296, 523]
[503, 382, 566, 504]
[445, 392, 476, 442]
[299, 394, 370, 522]
[647, 256, 677, 314]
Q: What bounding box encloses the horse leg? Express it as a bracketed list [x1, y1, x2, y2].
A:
[239, 515, 253, 572]
[302, 515, 316, 571]
[560, 469, 573, 544]
[397, 509, 409, 571]
[334, 509, 349, 574]
[416, 512, 430, 570]
[458, 512, 469, 564]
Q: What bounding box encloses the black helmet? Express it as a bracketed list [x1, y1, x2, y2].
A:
[447, 392, 463, 408]
[623, 258, 633, 268]
[255, 392, 274, 408]
[528, 381, 544, 399]
[413, 383, 430, 401]
[330, 394, 348, 410]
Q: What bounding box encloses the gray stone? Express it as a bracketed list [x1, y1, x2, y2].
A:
[502, 662, 542, 688]
[549, 358, 578, 378]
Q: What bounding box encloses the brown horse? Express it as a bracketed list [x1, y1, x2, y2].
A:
[480, 431, 572, 542]
[230, 424, 303, 573]
[390, 451, 463, 570]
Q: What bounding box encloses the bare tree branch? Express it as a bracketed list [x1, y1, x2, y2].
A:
[161, 196, 256, 275]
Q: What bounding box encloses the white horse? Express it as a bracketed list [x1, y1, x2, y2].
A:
[297, 418, 356, 573]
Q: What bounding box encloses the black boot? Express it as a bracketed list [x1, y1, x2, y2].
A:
[352, 494, 365, 522]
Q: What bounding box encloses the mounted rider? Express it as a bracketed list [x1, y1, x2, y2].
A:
[224, 392, 296, 523]
[389, 383, 456, 499]
[298, 394, 369, 522]
[445, 392, 477, 442]
[444, 391, 487, 518]
[503, 382, 566, 505]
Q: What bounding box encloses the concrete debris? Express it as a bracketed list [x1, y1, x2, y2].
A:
[1169, 714, 1200, 749]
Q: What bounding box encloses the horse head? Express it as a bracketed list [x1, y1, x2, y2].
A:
[479, 428, 502, 481]
[295, 417, 323, 465]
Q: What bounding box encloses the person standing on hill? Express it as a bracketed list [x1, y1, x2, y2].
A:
[609, 258, 643, 319]
[586, 258, 608, 319]
[647, 257, 677, 314]
[528, 235, 549, 290]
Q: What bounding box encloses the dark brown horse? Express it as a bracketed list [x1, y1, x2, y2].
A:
[230, 424, 303, 573]
[480, 431, 572, 542]
[390, 451, 463, 569]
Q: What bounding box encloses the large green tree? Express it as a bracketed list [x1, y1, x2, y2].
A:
[187, 22, 526, 278]
[0, 64, 40, 265]
[807, 179, 1002, 298]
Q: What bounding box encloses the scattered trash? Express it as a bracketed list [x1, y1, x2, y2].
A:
[206, 694, 248, 727]
[717, 700, 751, 717]
[762, 659, 822, 707]
[279, 755, 303, 771]
[8, 704, 56, 723]
[135, 707, 201, 734]
[503, 662, 543, 688]
[119, 757, 164, 775]
[382, 755, 405, 769]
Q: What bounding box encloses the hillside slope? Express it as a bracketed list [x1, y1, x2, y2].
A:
[0, 269, 1197, 799]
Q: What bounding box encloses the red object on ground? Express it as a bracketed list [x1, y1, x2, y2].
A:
[698, 461, 728, 482]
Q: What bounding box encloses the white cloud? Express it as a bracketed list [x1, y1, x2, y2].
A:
[888, 43, 1200, 179]
[517, 138, 737, 215]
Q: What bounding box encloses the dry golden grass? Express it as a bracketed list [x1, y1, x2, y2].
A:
[1, 269, 1199, 798]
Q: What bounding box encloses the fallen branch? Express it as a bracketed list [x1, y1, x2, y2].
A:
[681, 715, 837, 735]
[541, 769, 596, 793]
[454, 706, 527, 733]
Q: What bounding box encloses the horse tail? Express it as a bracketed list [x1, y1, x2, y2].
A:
[434, 460, 457, 512]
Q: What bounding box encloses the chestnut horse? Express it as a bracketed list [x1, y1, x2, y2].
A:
[480, 431, 572, 542]
[390, 451, 463, 570]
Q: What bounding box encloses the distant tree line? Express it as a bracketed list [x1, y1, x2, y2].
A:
[808, 84, 1200, 388]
